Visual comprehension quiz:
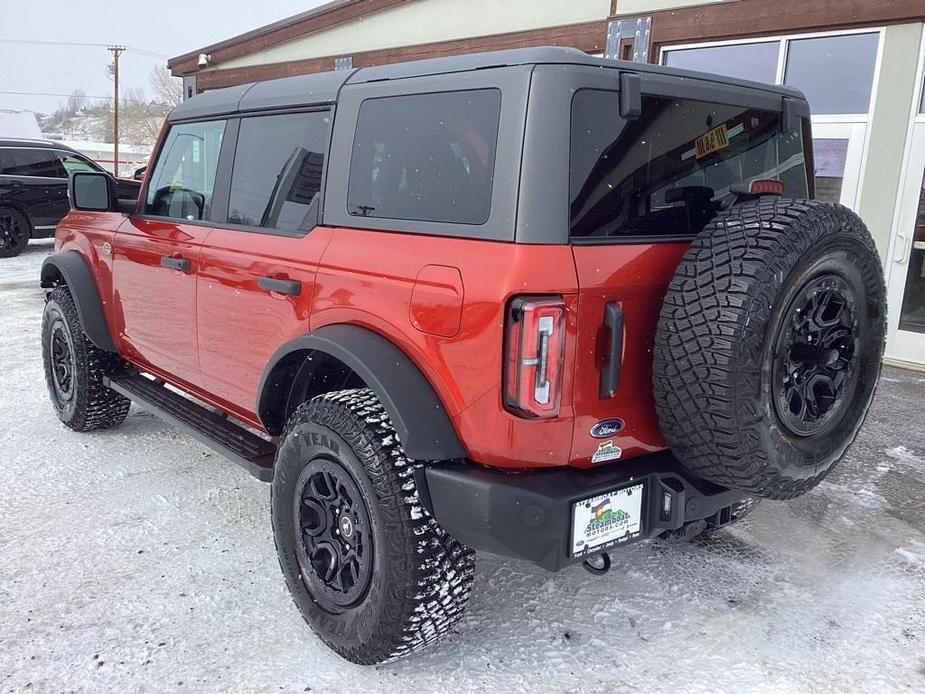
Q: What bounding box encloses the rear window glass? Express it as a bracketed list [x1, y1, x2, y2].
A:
[569, 91, 807, 240]
[228, 111, 329, 232]
[347, 89, 501, 225]
[0, 148, 64, 178]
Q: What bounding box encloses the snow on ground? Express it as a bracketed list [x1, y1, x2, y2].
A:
[1, 239, 924, 693]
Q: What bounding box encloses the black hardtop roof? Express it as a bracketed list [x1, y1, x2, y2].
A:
[168, 46, 805, 122]
[0, 138, 81, 152]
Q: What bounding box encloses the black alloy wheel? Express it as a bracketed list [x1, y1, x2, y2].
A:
[48, 318, 77, 411]
[0, 207, 30, 258]
[294, 458, 374, 610]
[772, 274, 860, 437]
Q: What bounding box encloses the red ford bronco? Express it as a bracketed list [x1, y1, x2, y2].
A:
[40, 48, 885, 664]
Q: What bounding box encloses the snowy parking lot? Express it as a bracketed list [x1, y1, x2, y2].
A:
[1, 239, 924, 693]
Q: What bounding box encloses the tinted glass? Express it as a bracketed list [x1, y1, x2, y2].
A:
[784, 33, 879, 114]
[347, 89, 501, 225]
[0, 148, 64, 177]
[664, 41, 780, 84]
[898, 168, 925, 334]
[145, 119, 226, 220]
[228, 111, 330, 231]
[812, 139, 848, 204]
[58, 152, 100, 176]
[570, 90, 807, 239]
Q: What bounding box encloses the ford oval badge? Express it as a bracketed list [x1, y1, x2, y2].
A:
[590, 419, 624, 439]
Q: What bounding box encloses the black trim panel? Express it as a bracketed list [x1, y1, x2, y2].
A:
[40, 251, 117, 352]
[422, 452, 747, 571]
[256, 324, 466, 461]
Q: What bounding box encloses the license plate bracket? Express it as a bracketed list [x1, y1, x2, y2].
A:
[570, 483, 644, 557]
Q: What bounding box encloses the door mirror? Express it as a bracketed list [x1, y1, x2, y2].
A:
[70, 172, 113, 211]
[132, 165, 147, 181]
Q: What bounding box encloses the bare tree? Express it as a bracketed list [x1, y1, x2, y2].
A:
[149, 65, 183, 108]
[66, 89, 87, 115]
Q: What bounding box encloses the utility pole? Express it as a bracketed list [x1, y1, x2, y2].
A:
[107, 45, 125, 177]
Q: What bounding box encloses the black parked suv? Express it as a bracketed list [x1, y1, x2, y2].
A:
[0, 139, 140, 257]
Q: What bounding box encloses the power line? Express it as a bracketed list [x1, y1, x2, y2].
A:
[0, 38, 169, 59]
[0, 90, 113, 100]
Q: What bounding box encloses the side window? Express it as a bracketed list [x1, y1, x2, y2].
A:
[57, 152, 101, 176]
[0, 148, 64, 178]
[347, 89, 501, 225]
[144, 119, 226, 221]
[228, 111, 330, 232]
[569, 90, 807, 239]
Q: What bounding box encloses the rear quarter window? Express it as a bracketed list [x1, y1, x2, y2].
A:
[346, 89, 501, 225]
[569, 90, 808, 240]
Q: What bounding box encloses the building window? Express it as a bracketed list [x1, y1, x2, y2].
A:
[661, 30, 881, 117]
[662, 30, 881, 211]
[784, 33, 879, 115]
[663, 41, 779, 84]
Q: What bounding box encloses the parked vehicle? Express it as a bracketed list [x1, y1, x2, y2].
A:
[0, 139, 140, 257]
[40, 47, 886, 664]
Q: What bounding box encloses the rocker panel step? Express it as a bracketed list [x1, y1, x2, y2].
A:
[105, 373, 275, 482]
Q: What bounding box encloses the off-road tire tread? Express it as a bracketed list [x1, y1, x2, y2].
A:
[653, 198, 884, 499]
[42, 286, 130, 431]
[272, 387, 475, 664]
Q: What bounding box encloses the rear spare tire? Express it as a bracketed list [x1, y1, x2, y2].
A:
[653, 198, 885, 499]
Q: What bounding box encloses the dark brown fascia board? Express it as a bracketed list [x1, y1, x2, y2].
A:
[646, 0, 925, 49]
[194, 19, 608, 90]
[169, 0, 412, 75]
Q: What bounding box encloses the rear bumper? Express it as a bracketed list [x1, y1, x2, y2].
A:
[419, 452, 749, 572]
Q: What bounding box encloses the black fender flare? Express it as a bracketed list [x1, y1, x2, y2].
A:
[257, 324, 467, 461]
[40, 251, 117, 352]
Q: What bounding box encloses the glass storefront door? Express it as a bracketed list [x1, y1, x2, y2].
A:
[810, 122, 866, 209]
[887, 122, 925, 364]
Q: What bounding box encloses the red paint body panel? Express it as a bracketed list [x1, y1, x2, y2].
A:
[569, 243, 690, 467]
[195, 226, 334, 418]
[57, 212, 688, 471]
[313, 228, 580, 468]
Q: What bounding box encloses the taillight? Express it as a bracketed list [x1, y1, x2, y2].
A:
[503, 296, 566, 418]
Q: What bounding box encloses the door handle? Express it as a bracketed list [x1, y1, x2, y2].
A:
[599, 302, 624, 398]
[258, 275, 301, 296]
[160, 255, 191, 273]
[893, 233, 908, 264]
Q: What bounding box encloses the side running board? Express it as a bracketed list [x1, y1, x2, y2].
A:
[105, 372, 275, 482]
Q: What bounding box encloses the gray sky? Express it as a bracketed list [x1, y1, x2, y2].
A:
[0, 0, 329, 114]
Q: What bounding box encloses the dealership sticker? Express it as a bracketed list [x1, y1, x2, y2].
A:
[591, 440, 622, 464]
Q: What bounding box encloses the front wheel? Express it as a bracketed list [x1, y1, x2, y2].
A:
[42, 286, 131, 431]
[271, 388, 475, 664]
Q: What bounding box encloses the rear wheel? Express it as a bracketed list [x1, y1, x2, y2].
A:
[271, 388, 475, 664]
[41, 287, 131, 431]
[653, 199, 885, 499]
[0, 207, 30, 258]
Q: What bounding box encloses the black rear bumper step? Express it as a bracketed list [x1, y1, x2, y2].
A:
[105, 372, 275, 482]
[418, 452, 749, 572]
